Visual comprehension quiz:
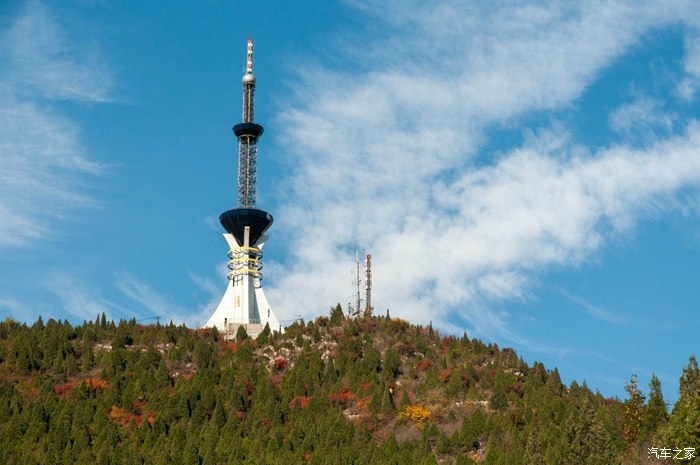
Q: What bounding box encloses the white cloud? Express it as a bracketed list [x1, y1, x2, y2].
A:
[0, 2, 110, 248]
[266, 0, 700, 347]
[609, 97, 675, 140]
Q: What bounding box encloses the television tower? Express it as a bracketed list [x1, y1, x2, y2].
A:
[204, 39, 282, 338]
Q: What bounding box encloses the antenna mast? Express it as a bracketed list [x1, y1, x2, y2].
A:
[355, 250, 362, 316]
[364, 253, 372, 315]
[349, 251, 362, 317]
[237, 38, 261, 207]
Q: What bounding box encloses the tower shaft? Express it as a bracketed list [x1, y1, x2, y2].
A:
[237, 137, 257, 207]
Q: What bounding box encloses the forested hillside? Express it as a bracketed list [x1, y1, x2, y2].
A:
[0, 306, 697, 464]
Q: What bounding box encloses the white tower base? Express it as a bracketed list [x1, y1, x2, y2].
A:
[204, 231, 282, 339]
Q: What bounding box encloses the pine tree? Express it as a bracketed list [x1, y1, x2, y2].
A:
[382, 349, 401, 380]
[561, 398, 619, 464]
[236, 325, 249, 341]
[523, 420, 546, 465]
[255, 323, 271, 346]
[329, 303, 344, 325]
[643, 373, 668, 437]
[664, 355, 700, 451]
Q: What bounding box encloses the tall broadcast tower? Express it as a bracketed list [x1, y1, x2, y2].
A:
[204, 39, 282, 338]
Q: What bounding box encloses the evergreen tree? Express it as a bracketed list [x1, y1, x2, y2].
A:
[561, 398, 619, 464]
[664, 355, 700, 451]
[329, 303, 344, 325]
[255, 323, 271, 346]
[643, 373, 668, 437]
[236, 325, 249, 341]
[382, 349, 401, 380]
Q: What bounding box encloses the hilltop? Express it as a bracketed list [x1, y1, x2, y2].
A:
[0, 306, 697, 464]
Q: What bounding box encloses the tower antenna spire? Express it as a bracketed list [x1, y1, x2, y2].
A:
[246, 37, 253, 74]
[235, 38, 261, 207]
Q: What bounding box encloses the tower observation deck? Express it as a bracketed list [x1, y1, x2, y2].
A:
[205, 39, 281, 338]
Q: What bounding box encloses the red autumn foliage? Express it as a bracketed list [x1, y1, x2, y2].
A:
[274, 357, 289, 370]
[245, 379, 255, 396]
[289, 396, 311, 409]
[505, 382, 524, 398]
[355, 398, 369, 410]
[328, 389, 356, 408]
[133, 399, 147, 412]
[439, 367, 452, 383]
[54, 382, 74, 399]
[305, 452, 311, 461]
[224, 339, 257, 353]
[110, 405, 142, 428]
[415, 360, 433, 370]
[223, 342, 238, 353]
[196, 328, 211, 337]
[109, 402, 156, 428]
[53, 375, 108, 397]
[440, 336, 457, 354]
[488, 369, 497, 378]
[83, 378, 110, 389]
[182, 373, 194, 380]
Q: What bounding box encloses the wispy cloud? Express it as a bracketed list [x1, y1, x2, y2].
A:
[561, 291, 624, 324]
[47, 274, 126, 323]
[0, 1, 111, 248]
[609, 97, 675, 141]
[2, 1, 112, 102]
[679, 29, 700, 100]
[267, 0, 700, 347]
[117, 273, 219, 327]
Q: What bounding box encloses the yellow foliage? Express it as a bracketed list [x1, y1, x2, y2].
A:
[399, 404, 430, 425]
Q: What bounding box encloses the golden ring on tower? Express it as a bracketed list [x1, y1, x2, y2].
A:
[230, 246, 262, 253]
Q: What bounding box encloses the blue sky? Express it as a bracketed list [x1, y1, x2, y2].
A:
[2, 0, 699, 404]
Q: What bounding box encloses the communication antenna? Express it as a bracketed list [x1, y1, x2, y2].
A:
[355, 250, 362, 317]
[349, 251, 362, 317]
[364, 253, 372, 315]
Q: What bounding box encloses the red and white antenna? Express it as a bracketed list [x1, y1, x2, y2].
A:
[246, 38, 253, 74]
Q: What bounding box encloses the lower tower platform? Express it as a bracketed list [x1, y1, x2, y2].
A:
[204, 208, 282, 339]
